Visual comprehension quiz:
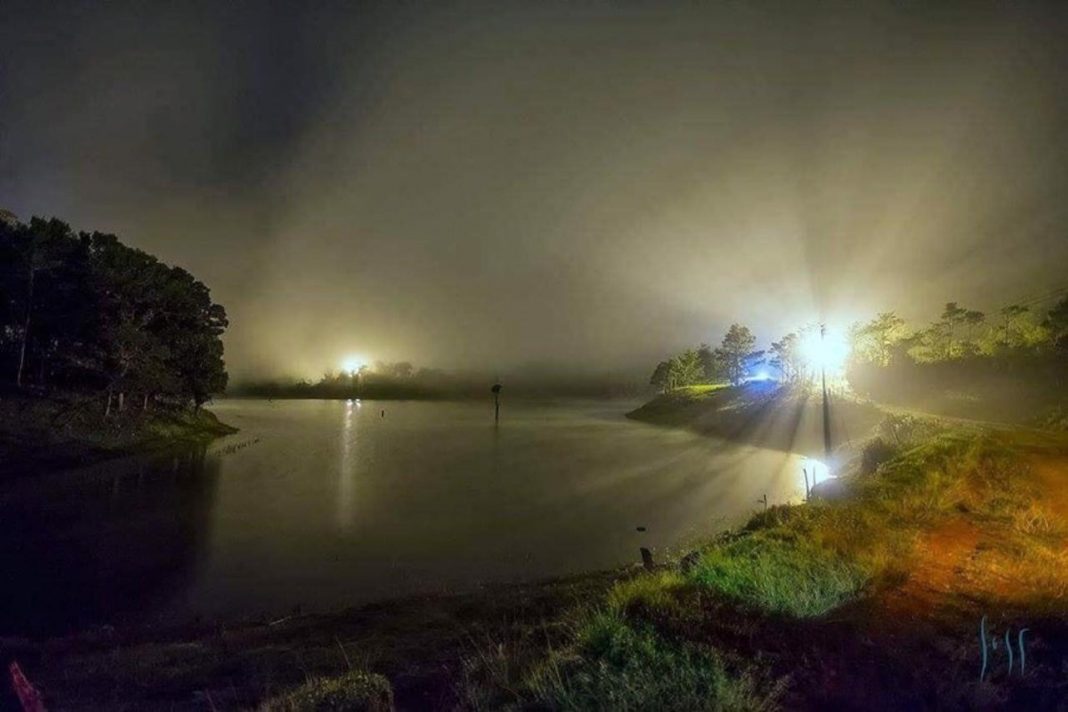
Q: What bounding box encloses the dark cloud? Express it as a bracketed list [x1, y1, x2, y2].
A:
[3, 2, 1068, 380]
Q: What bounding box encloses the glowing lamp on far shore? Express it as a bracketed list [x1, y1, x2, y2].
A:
[341, 355, 368, 375]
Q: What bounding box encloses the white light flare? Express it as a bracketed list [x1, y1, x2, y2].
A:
[799, 326, 850, 380]
[801, 457, 832, 488]
[799, 457, 834, 500]
[341, 354, 369, 374]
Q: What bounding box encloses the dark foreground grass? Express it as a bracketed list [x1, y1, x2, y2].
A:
[260, 670, 393, 711]
[526, 611, 781, 712]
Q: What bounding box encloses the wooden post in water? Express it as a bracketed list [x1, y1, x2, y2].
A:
[640, 547, 655, 571]
[491, 382, 502, 425]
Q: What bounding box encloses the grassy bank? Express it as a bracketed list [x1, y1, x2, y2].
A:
[626, 383, 885, 457]
[0, 394, 236, 478]
[458, 421, 1068, 709]
[7, 417, 1067, 709]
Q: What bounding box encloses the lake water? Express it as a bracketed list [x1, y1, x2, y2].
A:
[1, 399, 810, 635]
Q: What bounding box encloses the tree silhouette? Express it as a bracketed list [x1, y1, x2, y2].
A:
[715, 324, 758, 385]
[0, 215, 229, 410]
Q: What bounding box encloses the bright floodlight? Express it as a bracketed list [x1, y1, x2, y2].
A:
[341, 355, 368, 374]
[801, 457, 832, 486]
[799, 326, 850, 378]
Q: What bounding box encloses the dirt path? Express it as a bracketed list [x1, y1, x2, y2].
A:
[1028, 455, 1068, 520]
[879, 518, 984, 622]
[841, 447, 1068, 709]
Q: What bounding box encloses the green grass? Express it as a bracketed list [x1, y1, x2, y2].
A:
[673, 384, 732, 397]
[607, 423, 1043, 625]
[688, 534, 868, 617]
[678, 430, 1030, 618]
[528, 611, 780, 712]
[606, 571, 688, 614]
[625, 383, 735, 419]
[602, 500, 906, 621]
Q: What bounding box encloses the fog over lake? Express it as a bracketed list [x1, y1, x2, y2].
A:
[1, 399, 810, 634]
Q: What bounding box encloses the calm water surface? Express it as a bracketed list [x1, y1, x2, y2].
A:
[2, 399, 809, 634]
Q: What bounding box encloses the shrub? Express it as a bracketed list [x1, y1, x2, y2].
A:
[860, 436, 898, 475]
[1037, 405, 1068, 431]
[529, 611, 779, 711]
[876, 414, 944, 448]
[260, 670, 393, 712]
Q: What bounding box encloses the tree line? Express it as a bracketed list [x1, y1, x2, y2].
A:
[850, 300, 1068, 367]
[649, 296, 1068, 395]
[233, 362, 455, 400]
[846, 299, 1068, 407]
[0, 213, 228, 412]
[650, 324, 766, 391]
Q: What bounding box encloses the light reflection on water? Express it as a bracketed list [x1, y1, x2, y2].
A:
[0, 399, 811, 634]
[337, 399, 355, 530]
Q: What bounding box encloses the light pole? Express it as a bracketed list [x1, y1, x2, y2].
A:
[820, 323, 832, 462]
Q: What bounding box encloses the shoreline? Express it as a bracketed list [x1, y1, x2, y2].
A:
[0, 395, 237, 481]
[0, 567, 629, 709]
[626, 383, 886, 458]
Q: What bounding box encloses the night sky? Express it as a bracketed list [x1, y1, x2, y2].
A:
[3, 2, 1068, 380]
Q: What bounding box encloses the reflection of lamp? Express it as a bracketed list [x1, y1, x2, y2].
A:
[801, 457, 832, 500]
[341, 355, 369, 398]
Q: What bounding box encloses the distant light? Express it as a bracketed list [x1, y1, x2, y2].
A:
[750, 370, 771, 382]
[341, 354, 369, 374]
[799, 326, 850, 378]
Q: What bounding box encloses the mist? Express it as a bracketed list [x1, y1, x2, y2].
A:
[4, 1, 1068, 381]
